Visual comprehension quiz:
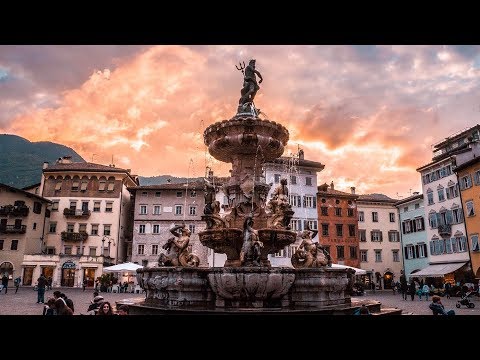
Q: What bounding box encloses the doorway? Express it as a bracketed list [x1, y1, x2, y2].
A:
[383, 271, 394, 289]
[83, 268, 96, 287]
[61, 269, 75, 287]
[23, 266, 35, 285]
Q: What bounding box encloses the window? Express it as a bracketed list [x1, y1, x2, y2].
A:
[372, 212, 378, 222]
[374, 250, 382, 262]
[190, 190, 196, 197]
[79, 224, 87, 233]
[388, 231, 399, 242]
[471, 234, 480, 252]
[347, 208, 354, 217]
[371, 230, 382, 242]
[446, 184, 459, 199]
[80, 181, 88, 191]
[348, 225, 355, 237]
[307, 220, 318, 230]
[89, 247, 97, 256]
[336, 246, 345, 259]
[290, 175, 296, 185]
[105, 202, 113, 213]
[91, 224, 98, 235]
[360, 250, 367, 262]
[289, 194, 301, 207]
[336, 224, 343, 237]
[71, 180, 79, 191]
[427, 191, 434, 205]
[155, 191, 161, 197]
[290, 219, 302, 231]
[33, 201, 42, 214]
[153, 225, 160, 234]
[274, 249, 285, 257]
[305, 195, 315, 208]
[358, 211, 364, 222]
[152, 244, 159, 255]
[392, 250, 400, 262]
[335, 208, 342, 216]
[415, 217, 425, 231]
[389, 213, 395, 222]
[403, 207, 408, 213]
[460, 175, 472, 190]
[139, 205, 147, 215]
[52, 201, 59, 211]
[69, 201, 77, 211]
[321, 207, 328, 216]
[322, 224, 329, 236]
[0, 240, 3, 250]
[153, 205, 162, 215]
[33, 222, 37, 230]
[349, 246, 357, 259]
[99, 181, 106, 191]
[175, 205, 183, 215]
[189, 224, 196, 233]
[466, 201, 475, 217]
[103, 225, 111, 236]
[429, 212, 438, 228]
[142, 191, 148, 196]
[415, 203, 420, 209]
[11, 240, 18, 250]
[139, 225, 146, 234]
[176, 191, 183, 198]
[93, 201, 101, 212]
[55, 181, 62, 191]
[189, 206, 196, 216]
[64, 246, 72, 255]
[452, 208, 463, 224]
[107, 182, 115, 191]
[138, 245, 144, 255]
[418, 243, 427, 258]
[359, 229, 366, 242]
[274, 174, 280, 183]
[81, 201, 89, 213]
[305, 177, 312, 186]
[437, 188, 445, 202]
[457, 237, 467, 252]
[67, 224, 74, 233]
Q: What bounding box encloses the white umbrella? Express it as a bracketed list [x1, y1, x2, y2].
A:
[330, 263, 366, 275]
[103, 262, 143, 273]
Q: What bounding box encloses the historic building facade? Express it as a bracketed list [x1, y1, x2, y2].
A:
[0, 183, 51, 285]
[263, 149, 324, 267]
[317, 182, 359, 268]
[394, 193, 428, 278]
[22, 157, 138, 288]
[357, 194, 401, 289]
[129, 180, 209, 268]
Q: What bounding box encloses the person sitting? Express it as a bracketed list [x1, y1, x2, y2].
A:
[87, 295, 105, 314]
[429, 295, 455, 315]
[117, 304, 129, 315]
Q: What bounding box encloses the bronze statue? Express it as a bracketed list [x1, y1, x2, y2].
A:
[237, 59, 263, 107]
[204, 178, 220, 215]
[158, 223, 200, 267]
[240, 215, 263, 266]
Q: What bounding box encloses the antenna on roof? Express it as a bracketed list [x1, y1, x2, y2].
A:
[91, 154, 96, 162]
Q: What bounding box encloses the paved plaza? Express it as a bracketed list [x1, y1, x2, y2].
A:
[0, 286, 478, 315]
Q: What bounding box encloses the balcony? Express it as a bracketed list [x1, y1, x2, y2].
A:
[0, 205, 29, 217]
[438, 224, 452, 238]
[61, 231, 89, 242]
[63, 208, 91, 219]
[0, 225, 27, 234]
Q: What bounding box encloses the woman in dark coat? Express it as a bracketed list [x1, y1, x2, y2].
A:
[409, 280, 416, 301]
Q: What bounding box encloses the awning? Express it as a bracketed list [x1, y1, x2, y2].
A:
[409, 262, 467, 278]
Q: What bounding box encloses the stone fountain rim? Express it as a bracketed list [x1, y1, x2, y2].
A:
[137, 266, 352, 274]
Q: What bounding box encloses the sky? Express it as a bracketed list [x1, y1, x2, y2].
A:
[1, 45, 479, 199]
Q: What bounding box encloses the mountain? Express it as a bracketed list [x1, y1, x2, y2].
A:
[138, 175, 204, 186]
[0, 134, 85, 188]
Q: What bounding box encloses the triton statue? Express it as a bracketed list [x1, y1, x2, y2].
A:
[236, 59, 263, 114]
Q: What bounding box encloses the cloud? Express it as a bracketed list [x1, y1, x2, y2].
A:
[2, 45, 480, 198]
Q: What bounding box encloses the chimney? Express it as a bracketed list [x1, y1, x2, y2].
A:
[330, 181, 334, 190]
[413, 191, 420, 195]
[350, 186, 355, 194]
[298, 149, 304, 160]
[43, 162, 49, 169]
[60, 156, 73, 164]
[166, 179, 171, 183]
[126, 169, 131, 173]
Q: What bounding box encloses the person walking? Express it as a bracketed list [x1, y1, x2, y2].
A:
[82, 278, 87, 292]
[444, 281, 451, 299]
[36, 273, 47, 303]
[1, 274, 9, 294]
[422, 283, 430, 301]
[14, 276, 20, 293]
[409, 280, 416, 301]
[400, 272, 408, 300]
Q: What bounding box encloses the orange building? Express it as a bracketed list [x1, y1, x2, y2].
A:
[317, 182, 359, 267]
[454, 157, 480, 279]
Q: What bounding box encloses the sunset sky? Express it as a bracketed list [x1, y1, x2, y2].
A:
[1, 45, 479, 198]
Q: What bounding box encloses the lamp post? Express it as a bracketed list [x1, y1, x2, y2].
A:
[101, 237, 105, 258]
[108, 240, 111, 258]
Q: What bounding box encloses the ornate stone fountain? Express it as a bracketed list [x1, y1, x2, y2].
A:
[133, 60, 354, 314]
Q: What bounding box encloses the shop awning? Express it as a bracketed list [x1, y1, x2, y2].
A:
[409, 262, 467, 278]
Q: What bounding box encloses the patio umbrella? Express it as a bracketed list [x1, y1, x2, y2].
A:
[103, 262, 143, 273]
[330, 263, 366, 275]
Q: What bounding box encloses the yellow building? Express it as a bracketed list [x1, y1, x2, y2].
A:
[455, 157, 480, 278]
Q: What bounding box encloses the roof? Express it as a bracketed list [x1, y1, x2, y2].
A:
[432, 124, 480, 150]
[22, 183, 41, 190]
[128, 180, 206, 191]
[357, 193, 397, 204]
[416, 155, 456, 172]
[0, 183, 51, 203]
[44, 162, 130, 173]
[409, 262, 467, 278]
[265, 157, 325, 171]
[317, 186, 358, 199]
[394, 193, 423, 206]
[453, 155, 480, 173]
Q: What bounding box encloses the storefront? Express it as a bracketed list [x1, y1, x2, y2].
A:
[61, 260, 76, 287]
[83, 268, 96, 287]
[0, 262, 13, 279]
[22, 266, 35, 285]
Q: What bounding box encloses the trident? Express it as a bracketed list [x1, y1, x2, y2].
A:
[235, 61, 246, 75]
